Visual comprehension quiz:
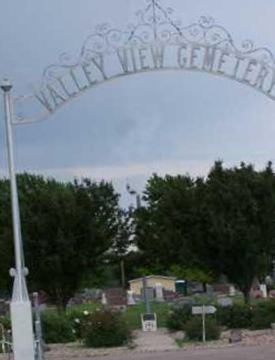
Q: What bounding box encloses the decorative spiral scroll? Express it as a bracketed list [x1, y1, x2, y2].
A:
[42, 0, 275, 82]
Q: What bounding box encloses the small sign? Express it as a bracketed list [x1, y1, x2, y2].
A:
[192, 305, 217, 343]
[192, 305, 217, 315]
[141, 313, 157, 332]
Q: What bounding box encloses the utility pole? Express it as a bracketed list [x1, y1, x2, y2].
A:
[1, 79, 35, 360]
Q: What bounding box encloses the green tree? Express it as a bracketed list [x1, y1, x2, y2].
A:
[133, 162, 275, 303]
[0, 179, 13, 296]
[110, 208, 134, 288]
[0, 174, 121, 308]
[200, 161, 275, 303]
[134, 174, 199, 272]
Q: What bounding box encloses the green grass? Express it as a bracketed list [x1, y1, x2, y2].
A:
[66, 302, 101, 314]
[65, 301, 170, 331]
[123, 301, 170, 330]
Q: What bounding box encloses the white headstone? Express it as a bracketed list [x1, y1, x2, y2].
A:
[229, 285, 236, 297]
[101, 292, 107, 306]
[127, 290, 136, 305]
[155, 283, 164, 302]
[260, 284, 267, 298]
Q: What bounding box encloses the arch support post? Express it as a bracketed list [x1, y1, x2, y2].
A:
[1, 80, 35, 360]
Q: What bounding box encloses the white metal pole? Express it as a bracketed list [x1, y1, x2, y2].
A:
[1, 79, 35, 360]
[202, 305, 206, 343]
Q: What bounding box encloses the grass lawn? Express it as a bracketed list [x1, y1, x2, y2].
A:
[122, 302, 170, 330]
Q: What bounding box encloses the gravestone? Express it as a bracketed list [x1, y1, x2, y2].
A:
[206, 285, 214, 298]
[260, 284, 267, 298]
[229, 285, 236, 297]
[127, 290, 136, 306]
[101, 292, 107, 306]
[104, 288, 127, 311]
[217, 297, 233, 308]
[155, 283, 164, 302]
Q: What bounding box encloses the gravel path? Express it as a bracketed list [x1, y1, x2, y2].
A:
[1, 329, 275, 359]
[91, 345, 275, 360]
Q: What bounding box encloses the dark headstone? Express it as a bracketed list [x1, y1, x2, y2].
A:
[104, 287, 127, 310]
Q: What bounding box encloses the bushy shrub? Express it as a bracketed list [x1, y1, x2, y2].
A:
[0, 316, 11, 331]
[41, 312, 75, 344]
[216, 304, 252, 329]
[184, 317, 221, 342]
[0, 316, 12, 354]
[251, 300, 275, 330]
[166, 304, 192, 331]
[82, 310, 131, 348]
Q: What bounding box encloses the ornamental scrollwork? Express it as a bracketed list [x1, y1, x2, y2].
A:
[42, 0, 275, 82]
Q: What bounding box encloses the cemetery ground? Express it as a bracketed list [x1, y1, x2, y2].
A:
[32, 328, 275, 359]
[87, 345, 275, 360]
[37, 296, 275, 358]
[2, 295, 275, 359]
[7, 297, 275, 359]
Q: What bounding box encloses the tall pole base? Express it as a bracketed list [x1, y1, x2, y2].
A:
[10, 269, 35, 360]
[10, 301, 35, 360]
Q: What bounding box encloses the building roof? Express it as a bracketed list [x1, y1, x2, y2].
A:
[129, 275, 176, 283]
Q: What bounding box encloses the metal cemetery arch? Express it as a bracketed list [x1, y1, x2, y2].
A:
[13, 0, 275, 124]
[2, 1, 275, 360]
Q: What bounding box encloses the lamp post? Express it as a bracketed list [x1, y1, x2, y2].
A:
[1, 79, 35, 360]
[126, 183, 141, 209]
[126, 184, 151, 314]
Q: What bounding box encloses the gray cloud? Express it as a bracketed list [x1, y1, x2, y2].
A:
[1, 0, 275, 205]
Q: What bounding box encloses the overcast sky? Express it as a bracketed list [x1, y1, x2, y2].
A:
[1, 0, 275, 206]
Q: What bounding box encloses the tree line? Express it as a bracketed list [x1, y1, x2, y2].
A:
[0, 161, 275, 307]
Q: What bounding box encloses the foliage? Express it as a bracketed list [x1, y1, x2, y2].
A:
[108, 208, 134, 287]
[199, 162, 275, 303]
[135, 174, 199, 271]
[134, 162, 275, 303]
[0, 316, 11, 332]
[41, 312, 75, 344]
[0, 316, 12, 354]
[169, 265, 213, 285]
[169, 300, 275, 333]
[251, 300, 275, 330]
[216, 303, 252, 329]
[81, 310, 131, 348]
[0, 180, 13, 294]
[184, 317, 221, 342]
[166, 304, 192, 331]
[0, 174, 121, 308]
